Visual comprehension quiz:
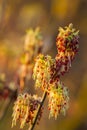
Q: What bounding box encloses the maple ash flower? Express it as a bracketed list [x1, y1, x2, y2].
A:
[50, 23, 79, 82]
[33, 54, 54, 90]
[11, 24, 79, 130]
[48, 81, 69, 119]
[12, 93, 42, 128]
[24, 27, 43, 57]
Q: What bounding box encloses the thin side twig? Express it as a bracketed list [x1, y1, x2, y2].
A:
[28, 91, 47, 130]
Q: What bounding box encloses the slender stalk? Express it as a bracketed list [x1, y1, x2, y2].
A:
[28, 91, 47, 130]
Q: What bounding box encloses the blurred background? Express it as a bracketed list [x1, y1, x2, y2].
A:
[0, 0, 87, 130]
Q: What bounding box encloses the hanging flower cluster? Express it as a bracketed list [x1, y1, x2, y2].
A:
[17, 28, 43, 91]
[12, 93, 42, 128]
[48, 81, 69, 119]
[50, 23, 79, 82]
[33, 54, 54, 90]
[33, 23, 79, 119]
[24, 27, 43, 61]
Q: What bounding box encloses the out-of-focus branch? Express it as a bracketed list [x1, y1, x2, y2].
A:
[0, 97, 11, 121]
[0, 86, 17, 121]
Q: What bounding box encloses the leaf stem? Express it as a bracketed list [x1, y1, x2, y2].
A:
[28, 91, 47, 130]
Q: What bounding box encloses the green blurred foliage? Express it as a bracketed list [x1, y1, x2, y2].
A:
[0, 0, 87, 130]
